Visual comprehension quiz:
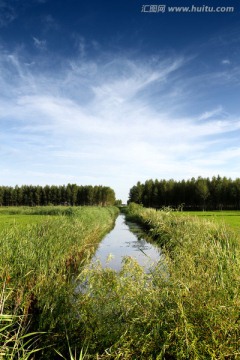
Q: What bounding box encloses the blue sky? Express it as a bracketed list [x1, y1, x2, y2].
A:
[0, 0, 240, 202]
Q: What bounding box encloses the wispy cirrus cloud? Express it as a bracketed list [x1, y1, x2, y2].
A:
[0, 1, 17, 27]
[41, 14, 59, 32]
[1, 46, 240, 201]
[198, 106, 224, 121]
[222, 59, 231, 65]
[33, 36, 47, 50]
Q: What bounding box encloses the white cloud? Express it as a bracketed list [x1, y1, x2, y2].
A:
[41, 14, 59, 32]
[1, 49, 240, 201]
[75, 35, 86, 57]
[33, 37, 47, 50]
[221, 59, 231, 65]
[0, 1, 17, 27]
[198, 106, 224, 121]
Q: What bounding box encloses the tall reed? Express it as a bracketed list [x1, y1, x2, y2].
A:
[0, 206, 119, 358]
[1, 204, 239, 359]
[73, 204, 240, 359]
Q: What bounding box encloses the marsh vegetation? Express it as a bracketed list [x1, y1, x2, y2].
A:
[1, 204, 239, 359]
[0, 206, 119, 359]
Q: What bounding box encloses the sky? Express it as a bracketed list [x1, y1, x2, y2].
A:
[0, 0, 240, 202]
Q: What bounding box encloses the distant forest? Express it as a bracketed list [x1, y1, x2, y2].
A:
[0, 184, 116, 207]
[128, 176, 240, 210]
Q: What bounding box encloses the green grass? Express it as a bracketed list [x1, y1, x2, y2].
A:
[1, 205, 239, 359]
[85, 203, 239, 359]
[0, 214, 48, 230]
[0, 206, 119, 359]
[180, 210, 240, 233]
[0, 206, 83, 230]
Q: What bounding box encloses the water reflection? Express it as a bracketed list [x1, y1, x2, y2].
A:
[91, 214, 161, 271]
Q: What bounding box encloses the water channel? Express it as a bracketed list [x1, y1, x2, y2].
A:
[91, 214, 161, 271]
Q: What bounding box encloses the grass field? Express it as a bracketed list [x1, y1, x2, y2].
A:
[0, 214, 48, 230]
[180, 210, 240, 233]
[0, 206, 76, 230]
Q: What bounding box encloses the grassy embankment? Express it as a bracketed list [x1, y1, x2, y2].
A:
[72, 204, 239, 359]
[0, 206, 119, 359]
[1, 204, 239, 359]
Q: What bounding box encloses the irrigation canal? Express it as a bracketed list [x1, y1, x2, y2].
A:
[91, 214, 161, 271]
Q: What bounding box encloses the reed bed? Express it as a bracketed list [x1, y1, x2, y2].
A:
[0, 206, 119, 359]
[73, 204, 240, 359]
[1, 204, 239, 359]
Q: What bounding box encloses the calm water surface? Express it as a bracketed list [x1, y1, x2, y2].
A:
[91, 214, 161, 271]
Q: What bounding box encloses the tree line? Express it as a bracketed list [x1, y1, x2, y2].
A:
[0, 184, 116, 207]
[128, 176, 240, 210]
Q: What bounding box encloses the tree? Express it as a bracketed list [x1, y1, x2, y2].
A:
[195, 177, 210, 210]
[128, 182, 143, 204]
